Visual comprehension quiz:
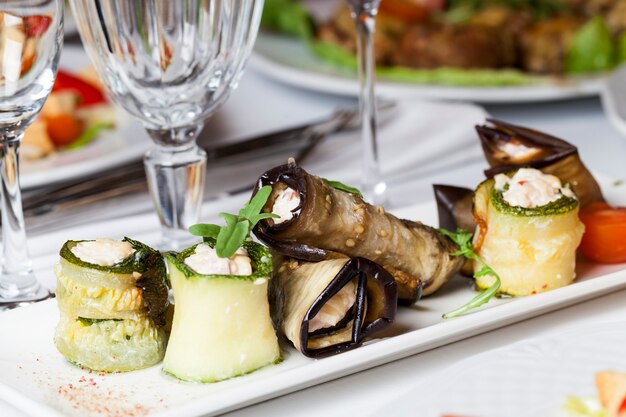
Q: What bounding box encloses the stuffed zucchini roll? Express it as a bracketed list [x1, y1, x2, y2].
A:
[271, 254, 397, 358]
[54, 238, 168, 372]
[473, 168, 585, 296]
[253, 162, 463, 301]
[163, 241, 280, 383]
[476, 118, 603, 208]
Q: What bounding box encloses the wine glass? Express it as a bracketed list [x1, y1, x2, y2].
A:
[69, 0, 264, 250]
[0, 0, 63, 304]
[346, 0, 387, 205]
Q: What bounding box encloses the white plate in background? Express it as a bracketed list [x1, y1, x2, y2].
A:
[251, 32, 607, 104]
[20, 47, 151, 189]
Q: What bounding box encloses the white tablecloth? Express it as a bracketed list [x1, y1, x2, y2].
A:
[3, 62, 626, 417]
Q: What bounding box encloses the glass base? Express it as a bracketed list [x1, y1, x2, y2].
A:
[0, 282, 52, 305]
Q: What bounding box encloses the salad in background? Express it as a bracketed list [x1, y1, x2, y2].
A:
[262, 0, 626, 86]
[22, 67, 115, 160]
[563, 371, 626, 417]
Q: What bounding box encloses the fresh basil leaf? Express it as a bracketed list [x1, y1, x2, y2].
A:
[215, 220, 249, 258]
[322, 178, 363, 198]
[220, 212, 239, 228]
[188, 224, 221, 239]
[240, 185, 273, 220]
[189, 185, 276, 259]
[248, 212, 280, 227]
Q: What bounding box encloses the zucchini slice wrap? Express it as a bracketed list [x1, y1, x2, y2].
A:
[473, 175, 585, 296]
[271, 254, 398, 358]
[54, 238, 168, 372]
[253, 162, 463, 301]
[163, 240, 280, 383]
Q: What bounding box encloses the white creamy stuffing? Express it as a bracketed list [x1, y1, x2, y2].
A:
[494, 168, 575, 209]
[70, 238, 134, 267]
[498, 142, 540, 159]
[184, 243, 252, 276]
[271, 187, 300, 224]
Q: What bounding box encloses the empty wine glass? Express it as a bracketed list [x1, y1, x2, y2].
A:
[346, 0, 387, 205]
[69, 0, 264, 250]
[0, 0, 63, 304]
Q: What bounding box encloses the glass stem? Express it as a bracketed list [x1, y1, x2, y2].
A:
[144, 126, 207, 251]
[353, 5, 387, 205]
[0, 132, 39, 299]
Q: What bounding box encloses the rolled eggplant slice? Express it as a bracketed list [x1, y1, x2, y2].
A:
[433, 184, 476, 232]
[253, 162, 463, 300]
[476, 118, 604, 208]
[271, 255, 397, 358]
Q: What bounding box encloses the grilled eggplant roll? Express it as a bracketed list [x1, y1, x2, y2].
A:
[54, 238, 168, 372]
[163, 241, 280, 383]
[473, 168, 585, 296]
[253, 162, 463, 301]
[476, 118, 603, 208]
[271, 255, 397, 358]
[434, 185, 476, 232]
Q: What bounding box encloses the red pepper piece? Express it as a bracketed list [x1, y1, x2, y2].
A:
[52, 70, 107, 107]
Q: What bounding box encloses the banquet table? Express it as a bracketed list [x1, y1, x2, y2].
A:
[2, 56, 626, 416]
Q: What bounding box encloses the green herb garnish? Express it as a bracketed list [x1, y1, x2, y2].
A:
[188, 185, 279, 258]
[67, 122, 114, 150]
[77, 317, 123, 326]
[322, 178, 363, 198]
[438, 228, 501, 319]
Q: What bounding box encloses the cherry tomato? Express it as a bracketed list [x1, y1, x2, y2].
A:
[52, 70, 107, 107]
[379, 0, 444, 22]
[579, 202, 626, 263]
[45, 114, 84, 147]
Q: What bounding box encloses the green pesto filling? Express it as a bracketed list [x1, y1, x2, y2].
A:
[490, 186, 578, 216]
[165, 239, 272, 281]
[77, 317, 123, 326]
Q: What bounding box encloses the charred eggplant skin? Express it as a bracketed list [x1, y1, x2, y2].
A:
[476, 118, 603, 208]
[253, 162, 463, 301]
[271, 255, 397, 358]
[433, 184, 476, 232]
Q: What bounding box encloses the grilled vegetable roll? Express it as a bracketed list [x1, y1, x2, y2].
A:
[434, 185, 476, 233]
[54, 238, 168, 372]
[476, 118, 603, 208]
[163, 241, 280, 383]
[473, 168, 585, 296]
[271, 255, 397, 358]
[253, 162, 463, 301]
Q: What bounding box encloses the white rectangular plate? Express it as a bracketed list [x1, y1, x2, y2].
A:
[1, 192, 626, 417]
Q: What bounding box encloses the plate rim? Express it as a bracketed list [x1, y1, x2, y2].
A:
[250, 32, 607, 104]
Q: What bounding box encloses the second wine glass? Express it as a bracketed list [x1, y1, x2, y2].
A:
[346, 0, 387, 206]
[69, 0, 264, 249]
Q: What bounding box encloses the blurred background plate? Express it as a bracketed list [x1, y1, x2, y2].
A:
[250, 32, 607, 104]
[20, 46, 151, 190]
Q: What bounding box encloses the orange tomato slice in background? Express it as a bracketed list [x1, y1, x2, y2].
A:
[579, 202, 626, 263]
